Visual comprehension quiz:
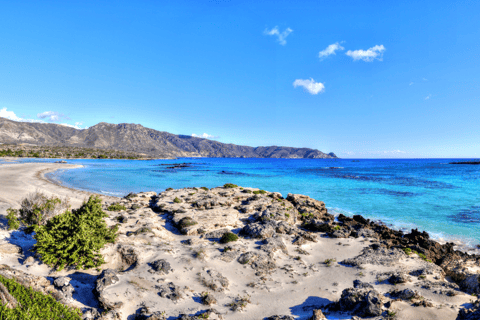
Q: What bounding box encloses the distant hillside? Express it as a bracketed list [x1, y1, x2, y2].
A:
[0, 117, 337, 159]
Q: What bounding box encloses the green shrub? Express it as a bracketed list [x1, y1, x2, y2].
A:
[220, 232, 239, 243]
[13, 192, 69, 227]
[6, 208, 20, 230]
[253, 190, 267, 195]
[223, 183, 238, 189]
[107, 203, 126, 211]
[178, 217, 198, 231]
[0, 274, 82, 319]
[34, 196, 118, 271]
[200, 187, 209, 191]
[166, 187, 174, 191]
[173, 197, 182, 203]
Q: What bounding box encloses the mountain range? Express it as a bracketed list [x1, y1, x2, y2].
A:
[0, 117, 337, 159]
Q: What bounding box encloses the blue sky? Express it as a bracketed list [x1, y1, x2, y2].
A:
[0, 0, 479, 158]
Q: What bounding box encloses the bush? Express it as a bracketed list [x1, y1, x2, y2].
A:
[14, 192, 69, 227]
[220, 232, 239, 243]
[34, 196, 118, 271]
[253, 190, 267, 195]
[200, 187, 209, 191]
[173, 197, 182, 203]
[107, 203, 126, 211]
[0, 275, 82, 319]
[223, 183, 238, 189]
[6, 208, 20, 230]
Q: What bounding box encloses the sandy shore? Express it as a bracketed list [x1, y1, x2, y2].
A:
[0, 162, 478, 320]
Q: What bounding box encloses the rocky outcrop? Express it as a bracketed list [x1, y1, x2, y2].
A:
[333, 285, 384, 317]
[95, 269, 123, 310]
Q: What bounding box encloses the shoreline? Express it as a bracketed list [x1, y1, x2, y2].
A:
[16, 157, 480, 254]
[0, 162, 480, 319]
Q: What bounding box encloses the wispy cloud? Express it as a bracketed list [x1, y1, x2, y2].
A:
[1, 108, 42, 123]
[293, 78, 325, 95]
[318, 42, 344, 60]
[424, 94, 431, 100]
[409, 82, 414, 86]
[37, 111, 70, 122]
[60, 122, 85, 129]
[1, 107, 85, 129]
[346, 45, 386, 62]
[192, 133, 219, 139]
[264, 26, 293, 46]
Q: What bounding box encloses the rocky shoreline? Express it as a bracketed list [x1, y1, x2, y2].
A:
[1, 182, 480, 319]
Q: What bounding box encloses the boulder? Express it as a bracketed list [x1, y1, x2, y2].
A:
[336, 286, 383, 317]
[95, 269, 123, 310]
[149, 259, 172, 275]
[241, 222, 275, 239]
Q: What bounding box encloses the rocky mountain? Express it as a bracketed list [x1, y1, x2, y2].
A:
[0, 117, 337, 159]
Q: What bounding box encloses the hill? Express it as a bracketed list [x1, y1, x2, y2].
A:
[0, 117, 337, 159]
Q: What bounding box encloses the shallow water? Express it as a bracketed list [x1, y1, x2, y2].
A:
[16, 157, 480, 246]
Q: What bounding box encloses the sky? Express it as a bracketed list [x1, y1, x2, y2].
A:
[0, 0, 479, 158]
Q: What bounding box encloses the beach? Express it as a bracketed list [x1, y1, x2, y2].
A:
[0, 161, 479, 319]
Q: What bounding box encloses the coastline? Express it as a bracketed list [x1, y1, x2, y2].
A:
[0, 162, 479, 319]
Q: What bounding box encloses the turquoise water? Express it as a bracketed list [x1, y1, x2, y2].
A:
[33, 158, 480, 246]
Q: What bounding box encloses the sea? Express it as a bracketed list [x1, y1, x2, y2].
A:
[11, 157, 480, 247]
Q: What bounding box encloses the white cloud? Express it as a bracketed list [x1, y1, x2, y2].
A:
[424, 94, 431, 100]
[293, 78, 325, 95]
[60, 122, 85, 129]
[409, 82, 414, 86]
[0, 107, 23, 121]
[318, 42, 344, 60]
[346, 45, 386, 62]
[0, 107, 43, 123]
[264, 26, 293, 46]
[1, 107, 84, 129]
[37, 111, 70, 122]
[192, 133, 218, 139]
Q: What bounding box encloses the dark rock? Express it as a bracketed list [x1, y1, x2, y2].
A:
[95, 269, 123, 310]
[157, 282, 185, 302]
[353, 280, 373, 289]
[389, 288, 418, 300]
[149, 259, 172, 275]
[335, 286, 383, 317]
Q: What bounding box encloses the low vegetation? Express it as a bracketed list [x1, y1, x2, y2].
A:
[34, 196, 118, 271]
[0, 275, 82, 319]
[6, 192, 69, 230]
[0, 144, 147, 159]
[220, 232, 239, 243]
[223, 183, 238, 188]
[228, 294, 251, 311]
[107, 203, 126, 211]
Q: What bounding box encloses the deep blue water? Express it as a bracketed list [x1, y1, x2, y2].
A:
[16, 157, 480, 246]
